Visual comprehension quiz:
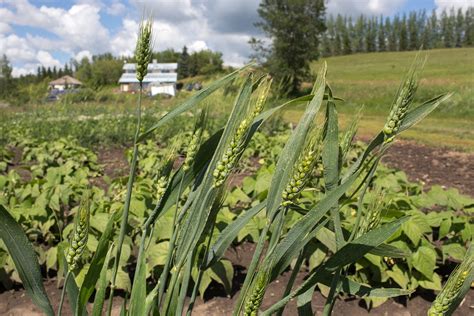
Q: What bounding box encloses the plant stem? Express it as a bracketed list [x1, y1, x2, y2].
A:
[58, 271, 71, 316]
[157, 173, 185, 306]
[233, 222, 271, 316]
[275, 248, 305, 316]
[186, 221, 216, 315]
[106, 83, 143, 316]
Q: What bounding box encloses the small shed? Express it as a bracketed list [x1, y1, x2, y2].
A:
[49, 75, 83, 91]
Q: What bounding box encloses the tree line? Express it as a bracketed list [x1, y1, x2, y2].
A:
[0, 48, 223, 103]
[321, 7, 474, 57]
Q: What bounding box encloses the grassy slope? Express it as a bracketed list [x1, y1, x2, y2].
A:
[286, 48, 474, 151]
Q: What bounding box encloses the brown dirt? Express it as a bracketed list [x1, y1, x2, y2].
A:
[382, 139, 474, 197]
[1, 243, 472, 315]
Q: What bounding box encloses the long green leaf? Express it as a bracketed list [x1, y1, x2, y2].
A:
[262, 217, 409, 315]
[175, 75, 254, 267]
[398, 93, 452, 133]
[92, 245, 114, 316]
[0, 205, 54, 316]
[269, 168, 362, 276]
[323, 217, 409, 272]
[369, 243, 410, 258]
[317, 273, 414, 298]
[129, 238, 147, 316]
[205, 202, 266, 268]
[138, 64, 253, 141]
[76, 211, 119, 315]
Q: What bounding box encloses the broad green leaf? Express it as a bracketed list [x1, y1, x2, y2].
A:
[387, 265, 409, 289]
[209, 259, 234, 294]
[418, 272, 442, 291]
[147, 241, 169, 268]
[412, 246, 436, 280]
[0, 204, 54, 316]
[442, 243, 466, 262]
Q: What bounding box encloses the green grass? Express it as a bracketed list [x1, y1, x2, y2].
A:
[290, 48, 474, 151]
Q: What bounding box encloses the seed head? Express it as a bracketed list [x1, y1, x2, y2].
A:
[428, 252, 474, 316]
[244, 270, 269, 316]
[156, 176, 168, 202]
[383, 55, 425, 143]
[183, 127, 202, 172]
[282, 136, 320, 206]
[135, 19, 153, 82]
[212, 78, 271, 188]
[66, 191, 91, 271]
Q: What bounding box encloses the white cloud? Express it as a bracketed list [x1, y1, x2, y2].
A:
[36, 50, 61, 68]
[326, 0, 408, 16]
[434, 0, 472, 12]
[110, 19, 139, 57]
[0, 34, 37, 62]
[0, 22, 12, 34]
[188, 40, 209, 52]
[106, 0, 127, 16]
[75, 50, 93, 62]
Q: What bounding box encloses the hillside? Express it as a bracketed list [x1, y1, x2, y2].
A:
[284, 48, 474, 151]
[311, 48, 474, 118]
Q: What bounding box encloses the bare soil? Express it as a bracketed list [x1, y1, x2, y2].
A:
[382, 139, 474, 197]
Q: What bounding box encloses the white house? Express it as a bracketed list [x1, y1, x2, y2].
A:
[118, 60, 178, 96]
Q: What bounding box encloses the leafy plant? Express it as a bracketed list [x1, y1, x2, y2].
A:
[1, 22, 469, 316]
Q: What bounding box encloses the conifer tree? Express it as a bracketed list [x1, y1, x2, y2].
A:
[400, 14, 408, 50]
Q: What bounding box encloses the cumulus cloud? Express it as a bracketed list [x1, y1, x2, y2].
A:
[106, 0, 127, 16]
[326, 0, 408, 16]
[75, 50, 93, 62]
[188, 40, 209, 52]
[36, 50, 61, 68]
[434, 0, 472, 12]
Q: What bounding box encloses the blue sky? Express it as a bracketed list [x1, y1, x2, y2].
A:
[0, 0, 471, 76]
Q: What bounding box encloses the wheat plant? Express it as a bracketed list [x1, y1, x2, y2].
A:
[0, 19, 464, 316]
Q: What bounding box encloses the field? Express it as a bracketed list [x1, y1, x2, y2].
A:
[296, 48, 474, 151]
[0, 48, 473, 316]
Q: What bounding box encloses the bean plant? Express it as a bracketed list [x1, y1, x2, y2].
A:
[1, 20, 472, 316]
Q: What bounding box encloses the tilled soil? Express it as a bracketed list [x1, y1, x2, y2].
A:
[382, 139, 474, 197]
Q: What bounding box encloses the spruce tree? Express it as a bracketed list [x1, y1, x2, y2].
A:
[408, 12, 419, 50]
[378, 15, 386, 51]
[455, 8, 464, 47]
[366, 17, 377, 52]
[400, 14, 408, 51]
[177, 46, 190, 79]
[465, 8, 474, 46]
[342, 16, 352, 54]
[354, 15, 365, 52]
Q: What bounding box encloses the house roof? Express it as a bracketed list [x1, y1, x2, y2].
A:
[123, 63, 178, 71]
[49, 75, 82, 86]
[118, 72, 178, 84]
